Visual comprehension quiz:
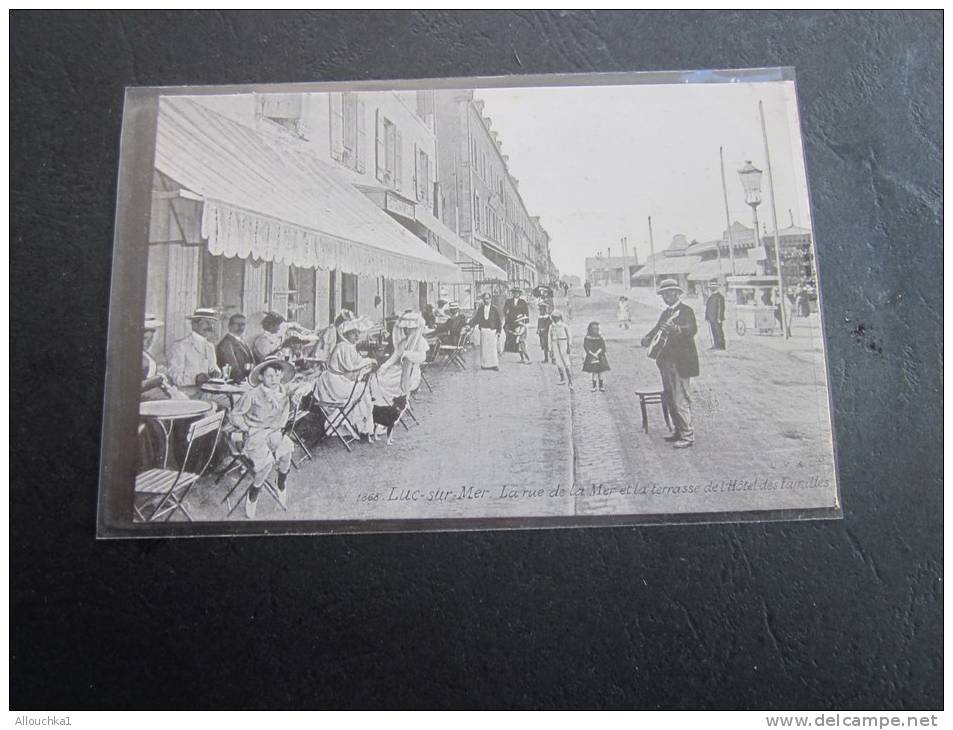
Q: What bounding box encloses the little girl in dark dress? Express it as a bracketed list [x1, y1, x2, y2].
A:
[582, 321, 610, 392]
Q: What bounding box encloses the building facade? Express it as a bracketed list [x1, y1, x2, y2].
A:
[585, 253, 640, 288]
[433, 90, 555, 292]
[146, 92, 468, 359]
[630, 221, 817, 298]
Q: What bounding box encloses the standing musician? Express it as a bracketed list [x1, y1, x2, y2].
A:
[641, 279, 699, 449]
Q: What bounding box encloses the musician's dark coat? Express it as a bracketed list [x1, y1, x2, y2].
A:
[643, 302, 700, 378]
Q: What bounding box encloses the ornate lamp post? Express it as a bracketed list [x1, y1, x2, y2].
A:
[737, 160, 763, 256]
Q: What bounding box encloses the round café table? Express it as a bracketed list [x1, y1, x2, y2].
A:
[199, 381, 251, 410]
[139, 399, 214, 469]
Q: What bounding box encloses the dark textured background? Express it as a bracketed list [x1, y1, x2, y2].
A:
[10, 10, 942, 709]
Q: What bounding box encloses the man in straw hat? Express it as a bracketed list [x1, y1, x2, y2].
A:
[229, 358, 297, 518]
[168, 307, 222, 399]
[141, 314, 169, 401]
[641, 279, 699, 448]
[435, 301, 467, 346]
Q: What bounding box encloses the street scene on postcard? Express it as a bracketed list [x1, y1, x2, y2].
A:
[128, 77, 838, 527]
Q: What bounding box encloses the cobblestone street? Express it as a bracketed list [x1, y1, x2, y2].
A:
[182, 286, 837, 524]
[187, 328, 577, 523]
[568, 286, 837, 518]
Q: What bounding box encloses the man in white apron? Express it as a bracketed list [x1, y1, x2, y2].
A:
[469, 292, 502, 370]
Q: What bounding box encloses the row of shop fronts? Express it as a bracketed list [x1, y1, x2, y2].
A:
[628, 222, 818, 299]
[145, 93, 524, 360]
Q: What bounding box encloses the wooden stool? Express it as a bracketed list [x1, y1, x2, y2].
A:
[635, 388, 672, 433]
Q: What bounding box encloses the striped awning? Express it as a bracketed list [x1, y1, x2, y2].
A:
[153, 96, 464, 283]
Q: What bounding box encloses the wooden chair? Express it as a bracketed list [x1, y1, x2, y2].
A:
[438, 327, 471, 371]
[634, 388, 673, 434]
[134, 410, 225, 522]
[219, 431, 289, 517]
[312, 375, 371, 452]
[283, 401, 313, 469]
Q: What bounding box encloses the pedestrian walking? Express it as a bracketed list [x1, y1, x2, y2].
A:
[641, 279, 699, 449]
[582, 321, 610, 392]
[537, 302, 552, 363]
[795, 286, 810, 318]
[502, 288, 529, 354]
[704, 283, 726, 350]
[548, 310, 573, 389]
[511, 314, 531, 363]
[584, 280, 591, 297]
[616, 296, 631, 330]
[469, 292, 502, 371]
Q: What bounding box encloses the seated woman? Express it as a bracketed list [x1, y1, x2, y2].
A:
[310, 319, 378, 439]
[373, 311, 430, 403]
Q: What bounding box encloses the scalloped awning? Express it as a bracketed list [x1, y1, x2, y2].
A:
[153, 96, 464, 284]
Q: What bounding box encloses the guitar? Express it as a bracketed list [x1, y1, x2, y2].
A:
[647, 308, 681, 360]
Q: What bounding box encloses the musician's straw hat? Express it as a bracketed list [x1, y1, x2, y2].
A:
[144, 314, 164, 330]
[656, 279, 684, 295]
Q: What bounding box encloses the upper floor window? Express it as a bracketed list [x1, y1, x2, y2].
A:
[258, 94, 307, 138]
[415, 148, 431, 203]
[330, 93, 367, 173]
[375, 111, 402, 190]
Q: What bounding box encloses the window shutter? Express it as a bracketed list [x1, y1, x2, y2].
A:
[427, 156, 434, 203]
[356, 98, 367, 173]
[395, 129, 403, 191]
[329, 94, 345, 162]
[413, 142, 419, 200]
[375, 109, 384, 183]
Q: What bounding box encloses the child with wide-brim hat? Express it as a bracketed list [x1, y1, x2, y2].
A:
[230, 358, 297, 518]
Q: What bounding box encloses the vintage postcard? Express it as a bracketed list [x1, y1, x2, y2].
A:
[97, 68, 841, 537]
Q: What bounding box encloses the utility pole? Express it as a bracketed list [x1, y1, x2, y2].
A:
[622, 236, 630, 289]
[647, 216, 658, 290]
[759, 100, 788, 339]
[719, 146, 737, 277]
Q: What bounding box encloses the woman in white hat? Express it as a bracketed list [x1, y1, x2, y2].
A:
[310, 318, 378, 438]
[374, 311, 431, 401]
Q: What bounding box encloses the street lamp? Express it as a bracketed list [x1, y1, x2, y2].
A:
[738, 160, 763, 252]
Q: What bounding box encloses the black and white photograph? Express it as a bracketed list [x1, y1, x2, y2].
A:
[98, 69, 839, 536]
[12, 9, 943, 715]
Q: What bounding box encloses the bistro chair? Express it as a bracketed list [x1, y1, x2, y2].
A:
[219, 430, 290, 517]
[134, 410, 225, 522]
[438, 327, 471, 371]
[311, 375, 370, 452]
[283, 401, 314, 469]
[417, 337, 442, 394]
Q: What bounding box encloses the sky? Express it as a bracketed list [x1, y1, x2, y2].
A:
[475, 80, 813, 280]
